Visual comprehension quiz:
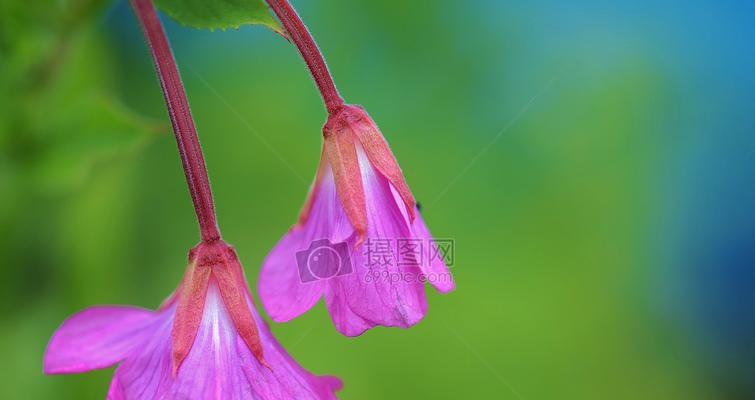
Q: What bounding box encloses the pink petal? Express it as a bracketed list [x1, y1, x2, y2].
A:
[44, 306, 156, 374]
[258, 166, 353, 323]
[297, 148, 326, 225]
[113, 284, 341, 399]
[323, 284, 373, 336]
[381, 151, 456, 294]
[260, 134, 450, 336]
[106, 374, 125, 400]
[324, 148, 428, 336]
[411, 211, 456, 293]
[352, 109, 416, 222]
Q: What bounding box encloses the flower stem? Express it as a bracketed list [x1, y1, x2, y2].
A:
[130, 0, 221, 243]
[266, 0, 345, 114]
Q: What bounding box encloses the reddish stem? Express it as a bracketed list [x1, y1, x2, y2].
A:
[130, 0, 221, 243]
[266, 0, 345, 114]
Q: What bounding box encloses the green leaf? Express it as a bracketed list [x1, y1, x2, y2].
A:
[154, 0, 282, 33]
[30, 93, 166, 193]
[0, 16, 166, 194]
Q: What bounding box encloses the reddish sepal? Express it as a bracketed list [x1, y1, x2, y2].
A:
[323, 111, 367, 243]
[171, 259, 210, 375]
[350, 106, 416, 221]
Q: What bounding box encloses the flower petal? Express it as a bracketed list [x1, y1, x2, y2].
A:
[298, 148, 327, 225]
[106, 374, 125, 400]
[378, 149, 455, 294]
[258, 230, 327, 323]
[353, 110, 416, 222]
[411, 211, 456, 293]
[323, 284, 374, 336]
[44, 306, 155, 374]
[258, 166, 352, 323]
[113, 284, 341, 399]
[324, 148, 428, 335]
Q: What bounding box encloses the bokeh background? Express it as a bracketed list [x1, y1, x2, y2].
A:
[1, 0, 753, 398]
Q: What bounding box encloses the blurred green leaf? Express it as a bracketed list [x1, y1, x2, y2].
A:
[0, 0, 165, 195]
[154, 0, 282, 33]
[30, 94, 165, 192]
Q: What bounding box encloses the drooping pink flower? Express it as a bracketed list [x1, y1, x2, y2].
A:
[44, 240, 342, 399]
[259, 105, 455, 336]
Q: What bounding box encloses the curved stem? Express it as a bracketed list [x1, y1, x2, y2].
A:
[130, 0, 221, 243]
[266, 0, 345, 114]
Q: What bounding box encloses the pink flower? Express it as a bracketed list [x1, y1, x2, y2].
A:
[44, 240, 342, 399]
[259, 105, 455, 336]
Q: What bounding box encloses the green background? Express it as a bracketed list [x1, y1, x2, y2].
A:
[2, 0, 753, 398]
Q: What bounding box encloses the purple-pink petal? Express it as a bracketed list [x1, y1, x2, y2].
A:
[258, 165, 353, 324]
[258, 230, 328, 323]
[259, 145, 452, 336]
[323, 150, 428, 335]
[106, 374, 126, 400]
[44, 306, 156, 375]
[410, 211, 455, 293]
[110, 283, 341, 399]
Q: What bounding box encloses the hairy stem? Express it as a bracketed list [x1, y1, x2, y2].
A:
[130, 0, 221, 243]
[266, 0, 344, 114]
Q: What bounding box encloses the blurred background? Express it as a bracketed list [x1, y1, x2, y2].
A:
[1, 0, 753, 398]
